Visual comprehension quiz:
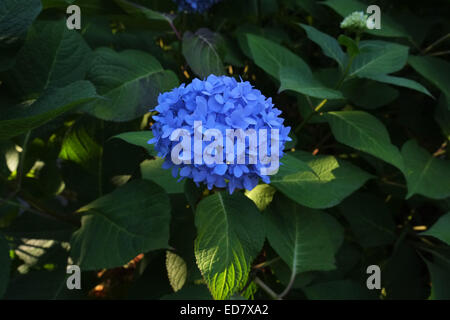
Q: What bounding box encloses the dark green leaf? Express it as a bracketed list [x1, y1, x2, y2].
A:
[0, 0, 41, 45]
[300, 24, 345, 69]
[279, 67, 344, 99]
[7, 20, 91, 96]
[141, 158, 185, 194]
[83, 48, 178, 121]
[182, 28, 225, 78]
[265, 195, 344, 274]
[339, 193, 397, 247]
[325, 110, 405, 173]
[112, 131, 156, 156]
[70, 179, 171, 270]
[338, 35, 359, 57]
[342, 78, 399, 109]
[349, 41, 409, 77]
[241, 33, 310, 80]
[0, 81, 97, 140]
[409, 55, 450, 104]
[365, 74, 433, 98]
[423, 213, 450, 245]
[401, 140, 450, 199]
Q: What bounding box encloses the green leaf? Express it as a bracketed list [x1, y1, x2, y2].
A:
[435, 95, 450, 140]
[242, 33, 310, 80]
[0, 0, 42, 71]
[300, 24, 345, 69]
[141, 158, 186, 194]
[383, 243, 430, 300]
[59, 118, 102, 174]
[166, 251, 188, 293]
[409, 55, 450, 104]
[424, 252, 450, 300]
[339, 193, 397, 248]
[2, 212, 74, 242]
[349, 41, 409, 77]
[112, 131, 156, 156]
[342, 78, 399, 109]
[272, 152, 372, 209]
[0, 81, 97, 140]
[7, 20, 92, 96]
[423, 213, 450, 246]
[0, 233, 11, 298]
[401, 140, 450, 199]
[279, 67, 344, 99]
[194, 192, 265, 300]
[365, 74, 433, 98]
[70, 179, 171, 270]
[265, 195, 344, 274]
[245, 184, 276, 211]
[338, 35, 359, 57]
[323, 0, 411, 39]
[182, 28, 225, 78]
[114, 0, 173, 22]
[0, 0, 42, 45]
[325, 110, 405, 173]
[83, 48, 179, 121]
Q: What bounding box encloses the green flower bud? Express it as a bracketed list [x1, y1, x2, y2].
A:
[340, 11, 368, 32]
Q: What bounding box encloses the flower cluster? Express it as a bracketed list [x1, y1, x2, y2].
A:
[148, 75, 291, 194]
[340, 11, 369, 32]
[173, 0, 221, 13]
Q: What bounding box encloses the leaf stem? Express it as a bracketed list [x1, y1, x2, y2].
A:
[168, 18, 182, 41]
[278, 270, 296, 299]
[422, 33, 450, 54]
[294, 99, 328, 134]
[254, 277, 281, 300]
[252, 257, 281, 269]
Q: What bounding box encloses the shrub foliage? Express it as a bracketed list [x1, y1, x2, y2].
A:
[0, 0, 450, 300]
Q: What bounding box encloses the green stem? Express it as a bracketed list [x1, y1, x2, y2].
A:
[254, 277, 281, 300]
[422, 33, 450, 54]
[278, 270, 296, 299]
[294, 99, 328, 134]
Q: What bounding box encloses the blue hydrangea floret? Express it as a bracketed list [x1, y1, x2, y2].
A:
[148, 75, 291, 194]
[174, 0, 221, 13]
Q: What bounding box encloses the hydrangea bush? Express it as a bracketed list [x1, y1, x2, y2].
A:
[0, 0, 449, 302]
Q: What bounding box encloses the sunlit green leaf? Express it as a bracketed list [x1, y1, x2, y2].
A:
[194, 192, 265, 300]
[272, 152, 372, 209]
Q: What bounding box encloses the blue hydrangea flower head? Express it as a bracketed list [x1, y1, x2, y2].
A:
[148, 75, 291, 194]
[174, 0, 221, 13]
